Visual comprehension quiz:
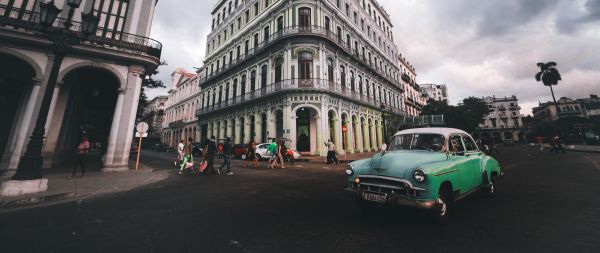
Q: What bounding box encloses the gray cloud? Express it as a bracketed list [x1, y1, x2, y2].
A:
[149, 0, 600, 115]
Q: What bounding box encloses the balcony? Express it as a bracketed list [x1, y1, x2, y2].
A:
[0, 4, 162, 59]
[497, 106, 507, 111]
[197, 78, 404, 116]
[169, 120, 184, 128]
[509, 105, 521, 110]
[200, 25, 401, 91]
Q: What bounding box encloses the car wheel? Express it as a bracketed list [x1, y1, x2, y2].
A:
[355, 198, 377, 214]
[256, 154, 262, 160]
[432, 186, 451, 224]
[241, 154, 247, 160]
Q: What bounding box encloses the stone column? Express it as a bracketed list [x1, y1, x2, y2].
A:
[283, 105, 293, 143]
[103, 65, 144, 172]
[243, 116, 251, 144]
[345, 119, 355, 154]
[226, 119, 233, 139]
[362, 120, 370, 152]
[376, 121, 383, 148]
[103, 88, 126, 168]
[255, 114, 263, 144]
[354, 118, 363, 153]
[267, 110, 275, 140]
[370, 122, 377, 151]
[314, 113, 323, 156]
[234, 119, 241, 144]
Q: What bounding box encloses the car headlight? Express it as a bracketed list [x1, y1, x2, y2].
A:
[414, 169, 427, 182]
[345, 165, 354, 176]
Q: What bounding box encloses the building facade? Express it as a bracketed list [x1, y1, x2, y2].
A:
[1, 0, 162, 174]
[580, 94, 600, 121]
[143, 95, 168, 138]
[475, 96, 525, 142]
[532, 97, 586, 122]
[420, 83, 448, 102]
[162, 68, 204, 147]
[196, 0, 416, 156]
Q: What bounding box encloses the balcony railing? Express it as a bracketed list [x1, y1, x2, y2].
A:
[200, 25, 401, 91]
[197, 78, 404, 116]
[0, 4, 162, 58]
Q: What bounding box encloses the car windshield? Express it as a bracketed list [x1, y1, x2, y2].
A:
[388, 133, 445, 152]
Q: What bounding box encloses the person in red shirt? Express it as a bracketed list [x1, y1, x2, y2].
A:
[70, 136, 90, 179]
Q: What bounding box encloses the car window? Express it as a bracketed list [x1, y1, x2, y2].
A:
[449, 135, 465, 152]
[462, 135, 479, 152]
[258, 144, 268, 149]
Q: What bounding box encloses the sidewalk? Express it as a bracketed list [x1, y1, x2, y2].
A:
[543, 144, 600, 153]
[302, 151, 378, 164]
[0, 165, 169, 212]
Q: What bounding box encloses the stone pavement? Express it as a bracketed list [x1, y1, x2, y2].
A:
[0, 166, 169, 212]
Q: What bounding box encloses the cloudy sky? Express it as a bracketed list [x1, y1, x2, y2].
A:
[148, 0, 600, 115]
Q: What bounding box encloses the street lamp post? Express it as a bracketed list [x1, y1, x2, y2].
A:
[11, 0, 99, 181]
[380, 103, 388, 143]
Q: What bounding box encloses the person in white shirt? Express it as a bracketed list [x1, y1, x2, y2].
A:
[177, 140, 185, 164]
[381, 141, 388, 153]
[324, 139, 338, 164]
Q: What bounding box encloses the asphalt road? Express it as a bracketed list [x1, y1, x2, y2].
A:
[1, 147, 600, 253]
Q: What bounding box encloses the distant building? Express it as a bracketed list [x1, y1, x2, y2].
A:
[579, 94, 600, 121]
[474, 95, 525, 142]
[532, 97, 585, 122]
[143, 96, 168, 138]
[420, 83, 448, 102]
[162, 68, 204, 147]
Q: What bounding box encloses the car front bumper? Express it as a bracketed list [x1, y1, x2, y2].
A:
[345, 188, 437, 209]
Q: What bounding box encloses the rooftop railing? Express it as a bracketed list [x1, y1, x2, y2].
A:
[196, 78, 404, 116]
[0, 4, 162, 58]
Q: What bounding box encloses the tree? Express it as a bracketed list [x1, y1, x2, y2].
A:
[535, 62, 564, 137]
[136, 61, 167, 122]
[420, 97, 489, 133]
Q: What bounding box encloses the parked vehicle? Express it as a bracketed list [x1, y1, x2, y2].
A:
[345, 127, 503, 224]
[255, 143, 270, 160]
[233, 144, 248, 159]
[152, 143, 174, 152]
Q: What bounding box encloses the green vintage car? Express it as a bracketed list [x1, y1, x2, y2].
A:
[345, 127, 503, 223]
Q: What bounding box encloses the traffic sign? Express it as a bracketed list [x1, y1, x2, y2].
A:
[136, 122, 149, 133]
[135, 132, 148, 137]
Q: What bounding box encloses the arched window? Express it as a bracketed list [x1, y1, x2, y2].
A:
[336, 26, 342, 42]
[225, 82, 230, 101]
[261, 65, 268, 87]
[241, 74, 247, 94]
[263, 26, 270, 42]
[275, 57, 283, 82]
[253, 33, 259, 48]
[346, 34, 351, 49]
[327, 58, 334, 82]
[277, 16, 284, 32]
[365, 80, 370, 97]
[298, 51, 313, 80]
[299, 7, 311, 28]
[340, 65, 346, 87]
[233, 78, 238, 97]
[358, 75, 363, 95]
[350, 70, 355, 91]
[244, 40, 249, 55]
[250, 70, 257, 91]
[325, 16, 331, 31]
[217, 85, 222, 102]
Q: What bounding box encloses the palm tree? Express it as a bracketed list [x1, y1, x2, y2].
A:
[535, 62, 564, 138]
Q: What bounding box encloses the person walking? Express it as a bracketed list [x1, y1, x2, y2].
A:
[277, 139, 286, 169]
[69, 136, 90, 179]
[243, 141, 258, 168]
[324, 139, 338, 164]
[534, 135, 544, 153]
[176, 139, 185, 167]
[554, 136, 566, 154]
[178, 137, 194, 175]
[267, 139, 278, 169]
[203, 136, 218, 175]
[381, 140, 388, 153]
[219, 137, 234, 175]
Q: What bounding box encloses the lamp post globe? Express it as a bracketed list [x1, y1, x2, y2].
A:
[39, 0, 61, 27]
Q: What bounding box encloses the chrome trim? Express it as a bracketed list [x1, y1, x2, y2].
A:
[434, 169, 457, 177]
[358, 175, 427, 191]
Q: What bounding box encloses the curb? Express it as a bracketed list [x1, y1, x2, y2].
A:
[0, 166, 169, 213]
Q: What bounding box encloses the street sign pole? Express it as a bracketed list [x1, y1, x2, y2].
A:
[135, 134, 143, 171]
[135, 122, 149, 171]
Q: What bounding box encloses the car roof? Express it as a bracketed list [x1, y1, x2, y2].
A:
[394, 127, 470, 137]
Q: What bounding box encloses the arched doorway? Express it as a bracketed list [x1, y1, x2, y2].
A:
[0, 53, 36, 163]
[54, 67, 119, 168]
[249, 115, 256, 142]
[261, 114, 267, 143]
[275, 110, 284, 139]
[296, 107, 318, 153]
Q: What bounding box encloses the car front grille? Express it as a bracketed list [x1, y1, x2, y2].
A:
[357, 177, 420, 198]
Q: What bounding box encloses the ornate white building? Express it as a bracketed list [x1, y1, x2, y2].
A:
[196, 0, 417, 156]
[475, 96, 525, 142]
[420, 83, 448, 102]
[1, 0, 161, 176]
[162, 68, 204, 147]
[143, 95, 168, 138]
